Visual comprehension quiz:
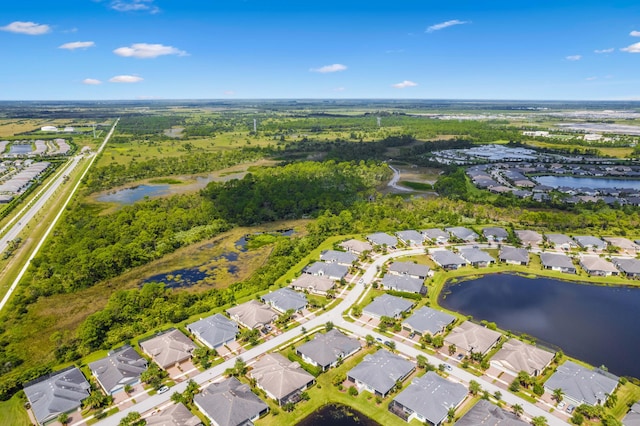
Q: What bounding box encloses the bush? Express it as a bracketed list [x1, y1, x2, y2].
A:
[570, 412, 584, 425]
[348, 386, 359, 396]
[533, 383, 544, 396]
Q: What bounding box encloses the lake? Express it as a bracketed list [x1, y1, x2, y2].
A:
[141, 252, 239, 288]
[439, 274, 640, 378]
[97, 184, 171, 204]
[296, 404, 380, 426]
[533, 175, 640, 191]
[9, 144, 33, 154]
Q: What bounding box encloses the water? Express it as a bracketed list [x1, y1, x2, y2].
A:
[296, 404, 380, 426]
[9, 144, 33, 154]
[97, 185, 171, 204]
[142, 252, 239, 288]
[533, 175, 640, 191]
[234, 229, 295, 252]
[439, 274, 640, 378]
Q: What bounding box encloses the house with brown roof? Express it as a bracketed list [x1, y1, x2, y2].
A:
[226, 300, 278, 329]
[515, 230, 543, 247]
[194, 377, 268, 426]
[139, 329, 197, 370]
[290, 274, 335, 295]
[249, 353, 315, 405]
[444, 322, 501, 356]
[145, 402, 201, 426]
[490, 339, 554, 377]
[579, 255, 619, 277]
[339, 239, 373, 254]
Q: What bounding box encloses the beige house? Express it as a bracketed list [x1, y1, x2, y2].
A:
[139, 329, 197, 370]
[290, 274, 335, 295]
[444, 322, 501, 356]
[249, 353, 315, 405]
[226, 300, 278, 329]
[490, 339, 554, 376]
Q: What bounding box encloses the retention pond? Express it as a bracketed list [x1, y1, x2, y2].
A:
[296, 404, 380, 426]
[439, 273, 640, 378]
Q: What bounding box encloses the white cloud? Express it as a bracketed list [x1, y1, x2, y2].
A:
[82, 78, 102, 85]
[565, 55, 582, 61]
[113, 43, 188, 58]
[310, 63, 347, 73]
[594, 48, 614, 54]
[585, 76, 598, 81]
[0, 21, 51, 35]
[392, 80, 418, 89]
[59, 41, 95, 50]
[621, 42, 640, 53]
[223, 90, 235, 95]
[426, 19, 469, 33]
[630, 30, 640, 37]
[109, 75, 143, 83]
[110, 0, 159, 13]
[333, 87, 346, 92]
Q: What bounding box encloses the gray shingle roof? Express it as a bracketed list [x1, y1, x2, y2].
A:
[195, 377, 268, 426]
[226, 300, 278, 329]
[573, 236, 607, 250]
[421, 228, 449, 242]
[363, 294, 414, 319]
[483, 227, 509, 239]
[24, 367, 90, 425]
[431, 250, 467, 268]
[381, 274, 425, 294]
[396, 230, 425, 246]
[392, 371, 467, 425]
[89, 345, 147, 394]
[515, 230, 543, 246]
[402, 306, 456, 335]
[579, 256, 618, 274]
[623, 402, 640, 426]
[490, 339, 554, 376]
[367, 232, 398, 247]
[261, 287, 308, 312]
[539, 252, 575, 271]
[459, 248, 495, 264]
[499, 246, 529, 264]
[348, 350, 415, 396]
[187, 313, 238, 349]
[388, 261, 431, 278]
[249, 353, 314, 402]
[444, 321, 502, 355]
[445, 226, 478, 241]
[296, 329, 361, 369]
[140, 329, 197, 369]
[319, 250, 358, 265]
[545, 233, 575, 247]
[612, 257, 640, 274]
[146, 402, 201, 426]
[455, 399, 528, 426]
[290, 274, 335, 293]
[545, 361, 618, 406]
[305, 261, 348, 280]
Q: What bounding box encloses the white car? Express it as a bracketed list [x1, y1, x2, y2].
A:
[557, 401, 566, 409]
[157, 385, 169, 394]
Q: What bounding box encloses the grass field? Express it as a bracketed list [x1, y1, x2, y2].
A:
[0, 392, 31, 426]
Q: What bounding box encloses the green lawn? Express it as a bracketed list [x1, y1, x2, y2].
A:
[0, 392, 31, 426]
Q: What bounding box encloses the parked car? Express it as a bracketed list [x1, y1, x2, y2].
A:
[557, 401, 566, 409]
[444, 363, 453, 372]
[157, 385, 170, 394]
[456, 353, 464, 360]
[566, 405, 575, 414]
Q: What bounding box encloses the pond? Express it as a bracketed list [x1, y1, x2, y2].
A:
[532, 175, 640, 191]
[141, 252, 239, 289]
[439, 274, 640, 378]
[296, 404, 380, 426]
[96, 184, 171, 204]
[9, 144, 33, 154]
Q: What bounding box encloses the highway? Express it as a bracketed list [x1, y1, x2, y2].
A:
[95, 247, 568, 426]
[0, 119, 119, 312]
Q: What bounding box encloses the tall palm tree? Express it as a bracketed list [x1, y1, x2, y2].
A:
[512, 403, 524, 417]
[552, 387, 564, 403]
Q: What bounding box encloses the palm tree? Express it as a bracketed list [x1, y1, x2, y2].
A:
[448, 344, 457, 356]
[469, 380, 481, 396]
[531, 416, 548, 426]
[512, 403, 524, 417]
[552, 387, 564, 403]
[365, 334, 375, 347]
[447, 407, 456, 422]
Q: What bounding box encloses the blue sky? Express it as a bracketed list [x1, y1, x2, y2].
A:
[0, 0, 639, 100]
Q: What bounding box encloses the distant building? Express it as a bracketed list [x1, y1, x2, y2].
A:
[445, 226, 478, 242]
[579, 256, 619, 277]
[430, 250, 467, 270]
[573, 236, 607, 251]
[482, 227, 509, 242]
[339, 239, 372, 254]
[367, 232, 398, 248]
[459, 248, 495, 268]
[319, 249, 358, 266]
[545, 233, 576, 251]
[380, 274, 426, 294]
[421, 228, 449, 245]
[304, 261, 348, 280]
[499, 246, 529, 265]
[396, 230, 425, 247]
[388, 261, 431, 279]
[539, 252, 576, 274]
[40, 125, 58, 132]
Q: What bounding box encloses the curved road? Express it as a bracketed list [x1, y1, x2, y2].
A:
[387, 165, 412, 192]
[95, 247, 567, 426]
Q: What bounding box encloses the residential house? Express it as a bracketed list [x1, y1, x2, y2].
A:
[347, 350, 415, 398]
[482, 227, 509, 243]
[430, 250, 467, 270]
[490, 339, 554, 377]
[611, 257, 640, 279]
[579, 256, 619, 277]
[367, 232, 398, 248]
[573, 236, 607, 251]
[89, 345, 147, 395]
[544, 361, 618, 407]
[444, 322, 501, 356]
[249, 353, 315, 405]
[339, 239, 373, 254]
[304, 261, 348, 280]
[539, 252, 576, 274]
[187, 313, 239, 350]
[145, 403, 201, 426]
[421, 228, 449, 245]
[603, 237, 640, 255]
[390, 371, 467, 425]
[515, 230, 543, 247]
[622, 402, 640, 426]
[545, 233, 576, 251]
[455, 399, 528, 426]
[261, 287, 307, 313]
[459, 248, 495, 267]
[402, 307, 456, 336]
[296, 329, 361, 371]
[226, 300, 278, 329]
[445, 226, 478, 242]
[380, 274, 426, 295]
[499, 246, 529, 266]
[23, 367, 90, 426]
[140, 328, 197, 370]
[290, 274, 335, 295]
[388, 261, 431, 279]
[395, 230, 425, 247]
[195, 377, 268, 426]
[319, 249, 358, 266]
[362, 294, 414, 319]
